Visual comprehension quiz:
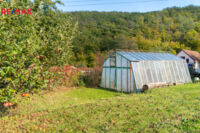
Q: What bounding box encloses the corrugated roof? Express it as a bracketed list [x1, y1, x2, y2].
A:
[117, 51, 182, 61]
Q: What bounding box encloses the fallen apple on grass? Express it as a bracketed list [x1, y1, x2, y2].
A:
[3, 102, 13, 107]
[21, 93, 30, 97]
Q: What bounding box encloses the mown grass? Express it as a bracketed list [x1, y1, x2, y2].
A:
[0, 87, 123, 117]
[0, 83, 200, 132]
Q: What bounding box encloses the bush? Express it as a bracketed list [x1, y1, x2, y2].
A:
[49, 66, 85, 87]
[0, 1, 77, 105]
[68, 72, 85, 87]
[82, 67, 102, 87]
[0, 89, 16, 104]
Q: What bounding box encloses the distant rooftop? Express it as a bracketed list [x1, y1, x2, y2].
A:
[117, 51, 182, 61]
[182, 49, 200, 62]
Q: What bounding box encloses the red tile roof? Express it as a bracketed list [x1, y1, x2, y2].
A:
[183, 49, 200, 62]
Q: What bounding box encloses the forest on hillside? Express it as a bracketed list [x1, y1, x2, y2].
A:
[69, 6, 200, 67]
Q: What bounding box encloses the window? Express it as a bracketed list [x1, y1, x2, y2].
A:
[186, 59, 189, 63]
[181, 56, 185, 59]
[110, 55, 116, 67]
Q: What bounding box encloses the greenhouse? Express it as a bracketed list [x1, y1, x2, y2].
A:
[100, 51, 192, 93]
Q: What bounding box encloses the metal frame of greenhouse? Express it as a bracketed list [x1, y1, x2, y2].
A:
[100, 51, 192, 93]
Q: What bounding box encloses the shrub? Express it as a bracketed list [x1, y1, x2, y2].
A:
[68, 72, 85, 87]
[0, 1, 77, 105]
[49, 66, 85, 87]
[82, 67, 102, 87]
[0, 89, 16, 104]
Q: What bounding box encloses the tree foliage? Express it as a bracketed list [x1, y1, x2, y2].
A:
[0, 0, 76, 103]
[69, 6, 200, 67]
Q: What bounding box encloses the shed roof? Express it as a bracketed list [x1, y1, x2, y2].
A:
[117, 51, 182, 61]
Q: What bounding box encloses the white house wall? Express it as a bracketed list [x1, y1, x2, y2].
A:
[196, 64, 200, 73]
[177, 51, 194, 64]
[194, 62, 200, 73]
[177, 51, 200, 74]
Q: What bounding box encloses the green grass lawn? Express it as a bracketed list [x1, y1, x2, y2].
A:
[0, 83, 200, 132]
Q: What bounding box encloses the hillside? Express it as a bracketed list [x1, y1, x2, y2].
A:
[1, 84, 200, 132]
[69, 6, 200, 67]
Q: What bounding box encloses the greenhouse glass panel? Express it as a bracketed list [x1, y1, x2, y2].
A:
[100, 51, 192, 93]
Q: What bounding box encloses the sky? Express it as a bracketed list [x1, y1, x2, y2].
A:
[56, 0, 200, 12]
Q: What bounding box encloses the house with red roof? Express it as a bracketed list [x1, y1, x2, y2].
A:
[177, 49, 200, 74]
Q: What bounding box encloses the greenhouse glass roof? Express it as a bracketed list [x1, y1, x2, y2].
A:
[117, 51, 182, 61]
